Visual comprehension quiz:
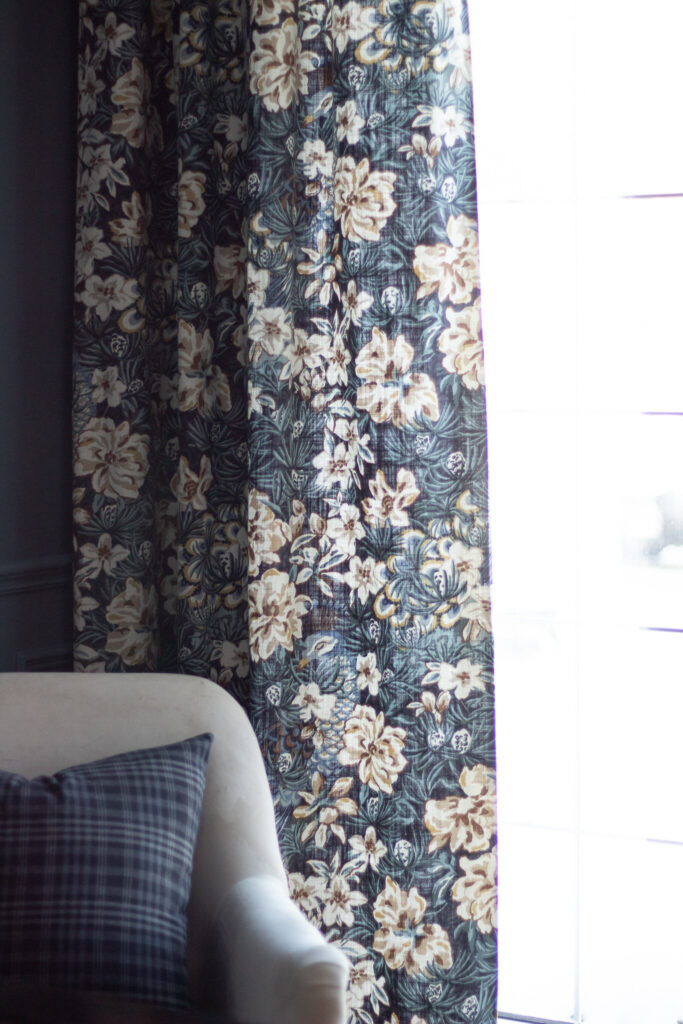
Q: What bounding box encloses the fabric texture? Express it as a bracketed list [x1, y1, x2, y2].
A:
[71, 1, 497, 1020]
[0, 733, 213, 1009]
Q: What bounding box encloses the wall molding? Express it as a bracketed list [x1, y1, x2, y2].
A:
[0, 554, 71, 598]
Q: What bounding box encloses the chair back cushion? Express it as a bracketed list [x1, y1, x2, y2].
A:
[0, 733, 212, 1009]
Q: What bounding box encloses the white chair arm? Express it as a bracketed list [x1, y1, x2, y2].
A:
[219, 875, 350, 1024]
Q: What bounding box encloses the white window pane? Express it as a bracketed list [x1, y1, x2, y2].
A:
[495, 618, 578, 830]
[577, 413, 683, 630]
[575, 0, 683, 197]
[577, 197, 683, 413]
[488, 411, 578, 619]
[498, 825, 577, 1021]
[469, 0, 575, 202]
[479, 200, 578, 413]
[579, 836, 683, 1024]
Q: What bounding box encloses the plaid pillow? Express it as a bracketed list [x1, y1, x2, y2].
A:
[0, 733, 212, 1009]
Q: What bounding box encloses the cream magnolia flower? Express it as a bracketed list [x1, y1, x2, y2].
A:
[177, 320, 232, 417]
[438, 302, 484, 389]
[342, 280, 373, 325]
[421, 658, 486, 699]
[356, 651, 381, 695]
[104, 578, 157, 667]
[334, 157, 396, 242]
[171, 454, 213, 511]
[74, 581, 99, 631]
[355, 327, 439, 427]
[251, 306, 292, 361]
[214, 244, 246, 298]
[299, 138, 334, 179]
[313, 440, 355, 490]
[343, 556, 386, 604]
[337, 99, 365, 144]
[372, 877, 453, 975]
[178, 169, 206, 237]
[109, 191, 150, 245]
[96, 12, 135, 54]
[247, 264, 270, 308]
[321, 873, 368, 928]
[293, 773, 358, 847]
[458, 583, 492, 641]
[349, 825, 387, 871]
[79, 534, 129, 579]
[429, 104, 467, 146]
[413, 214, 479, 304]
[75, 226, 111, 280]
[252, 0, 295, 25]
[326, 503, 365, 556]
[330, 1, 376, 51]
[281, 328, 330, 382]
[80, 273, 139, 320]
[248, 488, 290, 575]
[424, 764, 496, 854]
[362, 468, 420, 528]
[91, 366, 126, 407]
[75, 417, 149, 499]
[110, 57, 155, 149]
[338, 706, 406, 794]
[288, 871, 324, 913]
[216, 639, 250, 679]
[249, 568, 310, 661]
[79, 59, 105, 118]
[347, 958, 381, 1009]
[249, 19, 316, 113]
[293, 681, 336, 722]
[325, 334, 352, 388]
[452, 847, 497, 934]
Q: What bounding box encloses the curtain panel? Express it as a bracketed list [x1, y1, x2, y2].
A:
[72, 0, 496, 1019]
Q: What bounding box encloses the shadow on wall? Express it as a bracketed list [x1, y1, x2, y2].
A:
[0, 0, 78, 669]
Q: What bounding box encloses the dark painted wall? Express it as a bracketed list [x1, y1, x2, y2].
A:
[0, 2, 77, 669]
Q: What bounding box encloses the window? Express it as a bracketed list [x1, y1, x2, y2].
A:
[468, 2, 683, 1021]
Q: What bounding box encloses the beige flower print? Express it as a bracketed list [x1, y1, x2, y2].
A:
[424, 764, 496, 855]
[343, 555, 386, 604]
[299, 139, 334, 180]
[321, 872, 368, 928]
[75, 417, 149, 499]
[248, 567, 311, 662]
[109, 191, 150, 245]
[252, 0, 295, 26]
[80, 273, 139, 320]
[421, 657, 486, 699]
[413, 214, 479, 305]
[329, 1, 376, 51]
[326, 503, 365, 556]
[91, 366, 126, 408]
[75, 226, 111, 281]
[338, 705, 407, 794]
[288, 871, 324, 915]
[176, 319, 232, 416]
[178, 168, 206, 237]
[452, 847, 497, 934]
[355, 327, 439, 427]
[293, 773, 358, 847]
[372, 877, 453, 975]
[458, 583, 492, 642]
[171, 454, 213, 511]
[362, 468, 420, 528]
[292, 682, 336, 723]
[110, 57, 157, 149]
[95, 12, 135, 54]
[214, 244, 246, 298]
[337, 99, 365, 144]
[438, 302, 484, 389]
[249, 19, 316, 113]
[348, 825, 387, 871]
[251, 306, 292, 362]
[216, 638, 250, 680]
[74, 581, 99, 632]
[79, 534, 129, 579]
[334, 156, 397, 242]
[248, 488, 290, 575]
[356, 651, 381, 695]
[104, 578, 157, 667]
[428, 104, 468, 146]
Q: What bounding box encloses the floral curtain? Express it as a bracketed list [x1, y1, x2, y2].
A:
[72, 0, 496, 1020]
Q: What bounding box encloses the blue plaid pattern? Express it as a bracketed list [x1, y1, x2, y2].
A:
[0, 733, 212, 1009]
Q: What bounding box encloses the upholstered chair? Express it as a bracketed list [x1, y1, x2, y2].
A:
[0, 672, 350, 1024]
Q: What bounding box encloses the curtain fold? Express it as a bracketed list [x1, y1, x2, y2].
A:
[73, 0, 496, 1019]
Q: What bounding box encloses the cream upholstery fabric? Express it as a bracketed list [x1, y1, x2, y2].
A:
[0, 672, 350, 1024]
